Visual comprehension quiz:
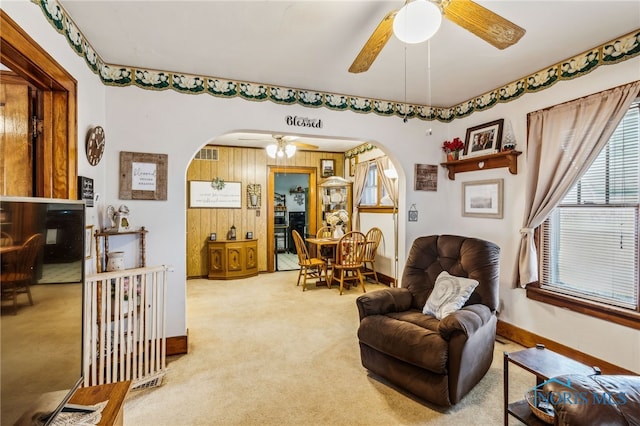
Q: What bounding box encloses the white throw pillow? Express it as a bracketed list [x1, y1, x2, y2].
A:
[422, 271, 479, 319]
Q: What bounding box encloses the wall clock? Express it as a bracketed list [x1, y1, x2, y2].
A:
[86, 126, 105, 166]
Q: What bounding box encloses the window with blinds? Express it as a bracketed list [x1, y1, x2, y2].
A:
[541, 100, 639, 311]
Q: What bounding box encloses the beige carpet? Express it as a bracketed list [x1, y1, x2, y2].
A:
[124, 272, 532, 425]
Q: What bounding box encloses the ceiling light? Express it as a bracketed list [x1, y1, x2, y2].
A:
[266, 142, 297, 159]
[393, 0, 442, 44]
[285, 144, 296, 157]
[266, 144, 278, 158]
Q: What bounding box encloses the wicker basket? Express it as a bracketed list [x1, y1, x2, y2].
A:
[525, 390, 555, 424]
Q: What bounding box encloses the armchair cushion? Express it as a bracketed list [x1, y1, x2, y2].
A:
[356, 288, 413, 320]
[358, 313, 448, 374]
[422, 271, 479, 319]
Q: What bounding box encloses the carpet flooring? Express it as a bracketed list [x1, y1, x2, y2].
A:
[124, 271, 533, 425]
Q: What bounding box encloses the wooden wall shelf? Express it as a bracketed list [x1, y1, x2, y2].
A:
[440, 150, 522, 180]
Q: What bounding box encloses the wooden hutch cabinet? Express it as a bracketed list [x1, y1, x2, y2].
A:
[207, 239, 258, 279]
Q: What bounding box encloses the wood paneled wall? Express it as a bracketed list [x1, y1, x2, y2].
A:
[186, 146, 344, 277]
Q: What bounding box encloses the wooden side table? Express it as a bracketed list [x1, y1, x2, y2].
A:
[68, 381, 131, 426]
[207, 239, 258, 279]
[504, 346, 595, 425]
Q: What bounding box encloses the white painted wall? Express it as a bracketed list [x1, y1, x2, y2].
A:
[7, 0, 640, 371]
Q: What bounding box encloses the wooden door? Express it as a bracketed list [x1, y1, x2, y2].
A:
[0, 79, 32, 196]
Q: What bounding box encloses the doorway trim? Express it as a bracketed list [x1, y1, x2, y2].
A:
[0, 10, 78, 198]
[267, 166, 317, 272]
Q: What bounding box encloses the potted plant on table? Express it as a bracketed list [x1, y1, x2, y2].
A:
[442, 137, 464, 161]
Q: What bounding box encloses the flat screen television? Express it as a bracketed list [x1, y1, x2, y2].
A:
[1, 197, 85, 425]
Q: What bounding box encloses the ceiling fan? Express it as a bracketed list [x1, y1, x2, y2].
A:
[349, 0, 525, 73]
[240, 134, 319, 158]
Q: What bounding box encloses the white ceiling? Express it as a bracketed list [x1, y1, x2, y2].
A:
[57, 0, 640, 151]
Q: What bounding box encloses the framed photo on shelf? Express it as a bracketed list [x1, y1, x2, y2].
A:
[321, 159, 335, 178]
[463, 119, 504, 157]
[462, 179, 503, 219]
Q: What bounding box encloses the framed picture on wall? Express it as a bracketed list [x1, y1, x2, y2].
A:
[189, 181, 242, 208]
[414, 164, 438, 191]
[119, 151, 168, 200]
[321, 159, 335, 178]
[348, 156, 358, 177]
[462, 179, 503, 218]
[85, 225, 94, 259]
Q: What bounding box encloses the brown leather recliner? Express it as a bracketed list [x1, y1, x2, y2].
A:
[356, 235, 500, 406]
[543, 374, 640, 425]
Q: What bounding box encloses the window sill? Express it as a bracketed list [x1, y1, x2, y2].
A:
[526, 286, 640, 330]
[359, 206, 395, 214]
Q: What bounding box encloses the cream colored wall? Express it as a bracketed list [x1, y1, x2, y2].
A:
[186, 146, 343, 276]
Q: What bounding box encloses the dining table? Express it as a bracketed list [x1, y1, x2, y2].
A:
[304, 236, 340, 286]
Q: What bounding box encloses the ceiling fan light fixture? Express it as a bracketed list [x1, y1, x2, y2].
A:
[266, 144, 278, 158]
[393, 0, 442, 44]
[266, 141, 297, 159]
[285, 144, 296, 158]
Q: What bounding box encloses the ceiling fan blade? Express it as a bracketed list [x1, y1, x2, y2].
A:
[348, 9, 398, 73]
[291, 141, 319, 150]
[443, 0, 525, 50]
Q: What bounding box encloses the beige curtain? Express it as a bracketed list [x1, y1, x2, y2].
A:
[375, 156, 399, 207]
[517, 81, 640, 287]
[352, 161, 370, 230]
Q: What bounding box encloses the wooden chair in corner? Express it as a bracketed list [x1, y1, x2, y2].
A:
[1, 233, 44, 314]
[331, 231, 367, 295]
[292, 230, 327, 291]
[363, 227, 383, 284]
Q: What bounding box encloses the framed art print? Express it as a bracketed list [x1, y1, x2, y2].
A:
[462, 179, 503, 219]
[321, 159, 335, 178]
[414, 164, 438, 191]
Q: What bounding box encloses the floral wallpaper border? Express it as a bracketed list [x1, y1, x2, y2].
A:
[37, 0, 640, 123]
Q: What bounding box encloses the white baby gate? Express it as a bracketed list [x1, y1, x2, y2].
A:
[83, 265, 169, 389]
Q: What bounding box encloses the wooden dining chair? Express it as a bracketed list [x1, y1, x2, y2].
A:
[292, 230, 327, 291]
[315, 226, 335, 262]
[331, 231, 367, 295]
[1, 233, 43, 314]
[0, 231, 14, 247]
[316, 226, 333, 238]
[363, 227, 383, 284]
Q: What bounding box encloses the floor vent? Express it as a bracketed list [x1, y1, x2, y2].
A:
[195, 147, 218, 160]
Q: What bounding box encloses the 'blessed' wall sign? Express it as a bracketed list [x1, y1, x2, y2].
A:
[285, 115, 323, 128]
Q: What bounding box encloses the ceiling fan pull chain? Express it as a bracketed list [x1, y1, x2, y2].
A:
[403, 46, 408, 122]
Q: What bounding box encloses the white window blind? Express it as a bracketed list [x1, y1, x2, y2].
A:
[541, 101, 640, 310]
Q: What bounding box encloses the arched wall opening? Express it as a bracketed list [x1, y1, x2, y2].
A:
[184, 129, 406, 286]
